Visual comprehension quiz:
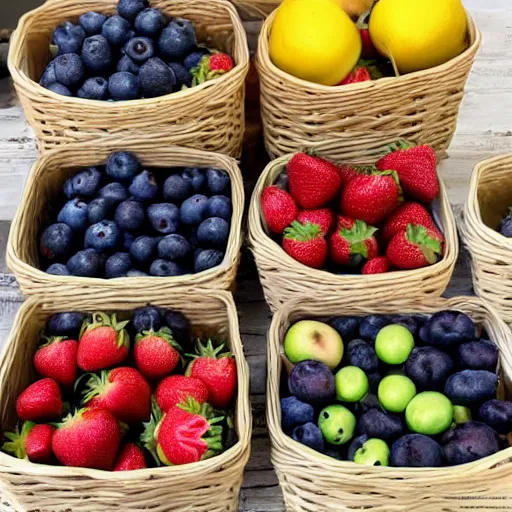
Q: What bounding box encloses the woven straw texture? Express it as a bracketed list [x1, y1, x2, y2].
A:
[232, 0, 277, 20]
[8, 0, 249, 156]
[7, 139, 244, 298]
[247, 153, 458, 312]
[256, 11, 481, 161]
[267, 295, 512, 512]
[0, 290, 251, 512]
[458, 154, 512, 323]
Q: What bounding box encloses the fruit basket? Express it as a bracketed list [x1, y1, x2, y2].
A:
[0, 290, 251, 512]
[8, 0, 249, 156]
[267, 294, 512, 511]
[247, 153, 458, 312]
[256, 9, 481, 161]
[458, 154, 512, 323]
[7, 139, 244, 298]
[232, 0, 277, 20]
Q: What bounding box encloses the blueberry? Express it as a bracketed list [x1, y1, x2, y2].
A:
[328, 316, 361, 340]
[40, 223, 73, 261]
[281, 396, 314, 433]
[163, 174, 193, 204]
[84, 220, 122, 254]
[82, 35, 113, 75]
[67, 248, 102, 277]
[359, 315, 391, 341]
[47, 312, 87, 338]
[99, 181, 129, 204]
[275, 172, 289, 191]
[288, 360, 335, 405]
[324, 448, 344, 461]
[130, 235, 158, 264]
[57, 198, 89, 231]
[194, 249, 224, 273]
[127, 269, 148, 277]
[115, 199, 145, 230]
[125, 37, 155, 64]
[405, 347, 454, 391]
[53, 22, 86, 55]
[479, 400, 512, 435]
[118, 0, 149, 22]
[134, 8, 166, 37]
[197, 217, 230, 250]
[391, 434, 443, 467]
[79, 12, 107, 35]
[108, 72, 140, 101]
[157, 234, 191, 261]
[184, 48, 209, 70]
[150, 259, 187, 276]
[147, 203, 180, 234]
[105, 252, 132, 278]
[123, 231, 136, 250]
[158, 19, 197, 60]
[444, 370, 498, 406]
[499, 214, 512, 238]
[345, 339, 379, 373]
[455, 340, 498, 372]
[106, 152, 140, 182]
[423, 311, 476, 348]
[292, 423, 324, 453]
[131, 306, 160, 332]
[162, 309, 190, 346]
[40, 61, 57, 88]
[87, 197, 112, 224]
[46, 263, 70, 276]
[168, 62, 192, 87]
[102, 15, 132, 47]
[206, 168, 230, 195]
[347, 434, 368, 461]
[117, 55, 140, 75]
[129, 170, 159, 201]
[139, 57, 176, 98]
[180, 194, 208, 225]
[358, 409, 404, 442]
[64, 167, 103, 198]
[392, 315, 421, 337]
[54, 53, 85, 88]
[206, 195, 231, 221]
[46, 82, 73, 96]
[182, 167, 205, 193]
[78, 77, 109, 100]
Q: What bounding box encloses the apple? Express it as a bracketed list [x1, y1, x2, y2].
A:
[335, 366, 369, 402]
[406, 391, 453, 435]
[354, 438, 390, 466]
[318, 404, 356, 445]
[284, 320, 344, 369]
[375, 324, 414, 365]
[378, 375, 416, 413]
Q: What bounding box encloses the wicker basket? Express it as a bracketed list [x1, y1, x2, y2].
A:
[231, 0, 277, 20]
[256, 10, 481, 161]
[7, 139, 244, 298]
[8, 0, 249, 156]
[247, 153, 458, 312]
[458, 154, 512, 324]
[267, 295, 512, 512]
[0, 290, 251, 512]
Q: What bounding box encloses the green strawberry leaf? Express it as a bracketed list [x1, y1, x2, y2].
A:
[340, 220, 378, 258]
[283, 221, 323, 242]
[406, 224, 442, 264]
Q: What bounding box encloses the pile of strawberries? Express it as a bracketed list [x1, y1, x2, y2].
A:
[2, 307, 237, 471]
[261, 142, 444, 274]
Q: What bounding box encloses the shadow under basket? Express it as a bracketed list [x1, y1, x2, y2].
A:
[0, 291, 251, 512]
[459, 154, 512, 324]
[8, 0, 249, 156]
[7, 140, 244, 299]
[267, 295, 512, 512]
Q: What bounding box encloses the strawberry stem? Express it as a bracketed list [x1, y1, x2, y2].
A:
[81, 371, 109, 406]
[283, 220, 323, 242]
[406, 224, 442, 264]
[80, 312, 130, 350]
[2, 421, 34, 459]
[186, 339, 232, 360]
[340, 219, 378, 258]
[39, 335, 68, 348]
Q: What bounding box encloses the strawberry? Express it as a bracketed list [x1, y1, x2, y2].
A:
[261, 186, 298, 235]
[296, 209, 334, 235]
[282, 221, 328, 269]
[78, 312, 130, 371]
[186, 339, 237, 409]
[376, 141, 440, 204]
[33, 336, 78, 390]
[339, 66, 371, 85]
[287, 153, 342, 209]
[113, 443, 147, 471]
[387, 224, 444, 270]
[191, 53, 234, 86]
[382, 202, 435, 243]
[340, 171, 402, 225]
[52, 408, 121, 470]
[156, 375, 209, 413]
[329, 217, 379, 266]
[357, 12, 378, 59]
[208, 53, 234, 73]
[338, 165, 362, 186]
[362, 256, 390, 275]
[134, 327, 182, 380]
[16, 378, 62, 422]
[2, 422, 55, 464]
[82, 367, 151, 423]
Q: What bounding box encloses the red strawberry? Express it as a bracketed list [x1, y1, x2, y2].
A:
[340, 171, 402, 225]
[156, 375, 209, 413]
[191, 53, 234, 85]
[357, 13, 378, 59]
[78, 312, 130, 371]
[186, 339, 237, 409]
[2, 422, 55, 464]
[208, 53, 234, 72]
[16, 378, 62, 422]
[134, 327, 182, 380]
[376, 141, 439, 204]
[33, 336, 78, 389]
[52, 408, 121, 470]
[339, 66, 371, 85]
[296, 209, 334, 235]
[282, 221, 328, 269]
[362, 256, 390, 274]
[82, 367, 151, 423]
[287, 153, 342, 209]
[338, 165, 362, 186]
[387, 224, 444, 270]
[113, 443, 147, 471]
[261, 186, 298, 235]
[382, 202, 435, 243]
[329, 217, 379, 266]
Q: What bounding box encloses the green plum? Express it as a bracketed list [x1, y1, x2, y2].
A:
[453, 405, 472, 425]
[318, 405, 356, 445]
[354, 438, 390, 467]
[378, 375, 417, 413]
[406, 391, 453, 435]
[335, 366, 369, 402]
[375, 325, 414, 365]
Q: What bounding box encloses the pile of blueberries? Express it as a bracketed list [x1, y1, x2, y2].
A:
[40, 151, 233, 278]
[39, 0, 221, 100]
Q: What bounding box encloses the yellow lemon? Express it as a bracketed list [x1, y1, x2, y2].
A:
[369, 0, 469, 74]
[269, 0, 362, 86]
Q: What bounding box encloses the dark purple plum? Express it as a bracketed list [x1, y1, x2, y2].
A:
[288, 360, 335, 405]
[444, 370, 498, 406]
[479, 400, 512, 435]
[423, 311, 476, 348]
[391, 434, 443, 467]
[405, 347, 454, 391]
[281, 396, 315, 432]
[455, 340, 498, 372]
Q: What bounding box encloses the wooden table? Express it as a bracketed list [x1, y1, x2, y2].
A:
[0, 1, 510, 510]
